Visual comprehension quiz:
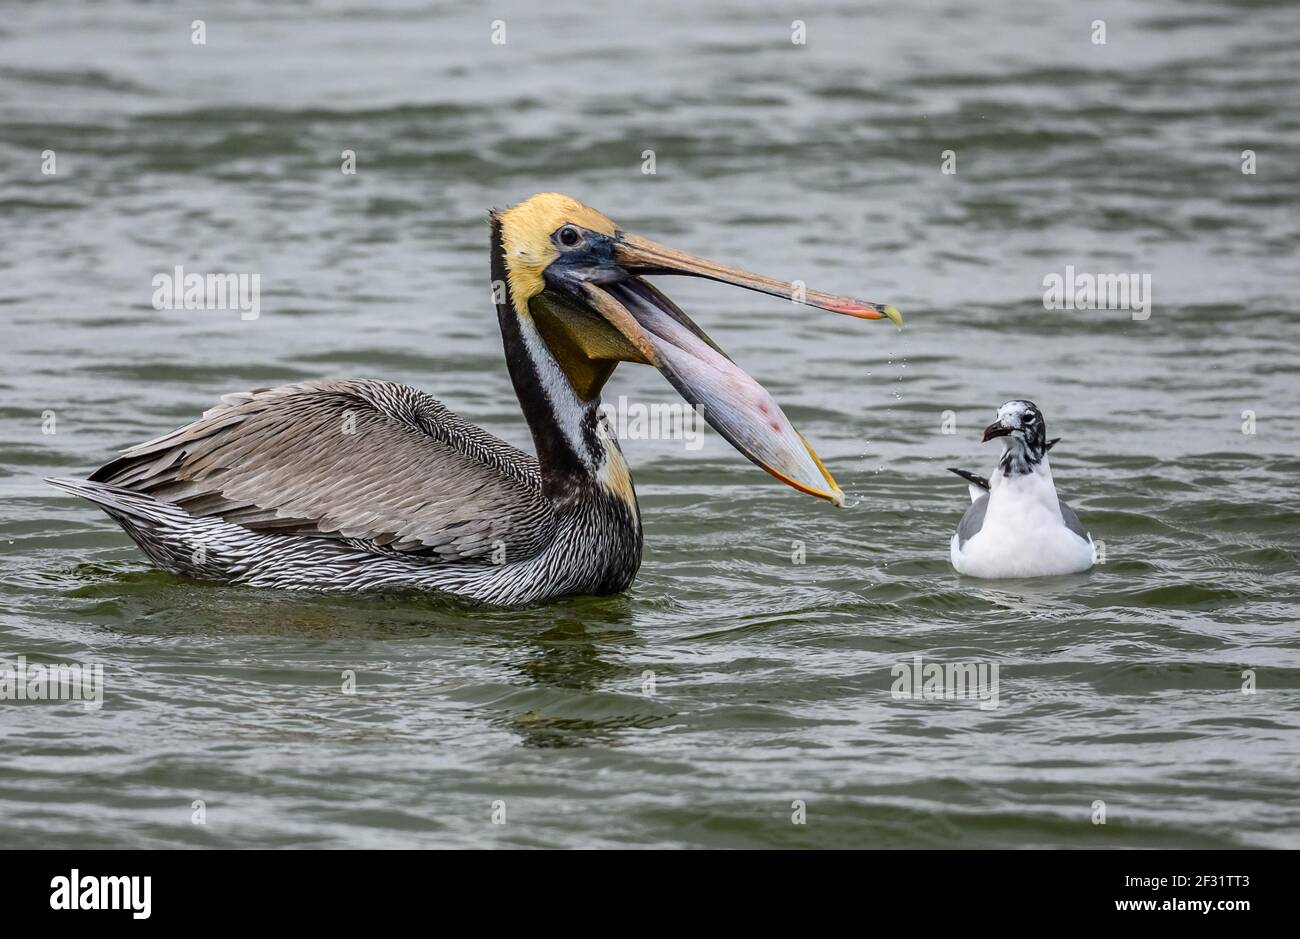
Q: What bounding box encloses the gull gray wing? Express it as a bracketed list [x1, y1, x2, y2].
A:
[88, 379, 557, 561]
[956, 492, 989, 547]
[1059, 499, 1088, 540]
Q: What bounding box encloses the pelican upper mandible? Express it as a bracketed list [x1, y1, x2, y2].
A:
[48, 193, 901, 605]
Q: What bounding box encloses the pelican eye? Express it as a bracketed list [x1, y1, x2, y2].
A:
[557, 225, 582, 247]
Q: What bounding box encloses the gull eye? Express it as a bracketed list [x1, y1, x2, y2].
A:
[557, 225, 581, 247]
[1024, 411, 1037, 422]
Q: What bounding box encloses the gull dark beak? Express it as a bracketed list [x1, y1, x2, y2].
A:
[982, 421, 1013, 442]
[578, 233, 901, 506]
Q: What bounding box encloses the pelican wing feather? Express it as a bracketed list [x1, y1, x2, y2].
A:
[89, 380, 557, 562]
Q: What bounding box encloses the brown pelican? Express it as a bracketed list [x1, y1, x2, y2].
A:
[49, 193, 900, 605]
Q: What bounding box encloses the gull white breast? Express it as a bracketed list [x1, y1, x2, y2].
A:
[948, 400, 1095, 579]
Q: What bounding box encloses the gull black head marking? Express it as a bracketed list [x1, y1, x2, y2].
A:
[982, 399, 1051, 475]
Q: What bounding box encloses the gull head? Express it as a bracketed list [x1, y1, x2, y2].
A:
[981, 399, 1048, 454]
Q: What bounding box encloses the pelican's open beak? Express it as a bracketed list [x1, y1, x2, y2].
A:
[581, 233, 901, 507]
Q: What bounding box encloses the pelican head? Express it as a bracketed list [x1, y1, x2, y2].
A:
[490, 192, 901, 506]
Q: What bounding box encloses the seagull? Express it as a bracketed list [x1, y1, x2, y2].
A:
[948, 400, 1095, 578]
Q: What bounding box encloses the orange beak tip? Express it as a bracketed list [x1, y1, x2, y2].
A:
[838, 302, 902, 328]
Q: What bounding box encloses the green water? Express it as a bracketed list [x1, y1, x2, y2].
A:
[1, 0, 1298, 848]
